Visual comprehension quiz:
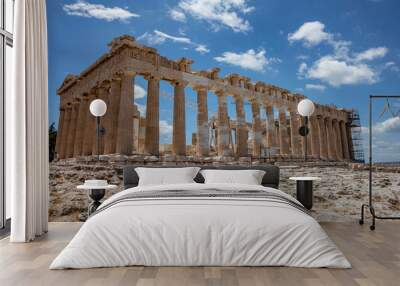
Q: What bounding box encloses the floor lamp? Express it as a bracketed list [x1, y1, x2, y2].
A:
[89, 99, 107, 160]
[297, 99, 315, 161]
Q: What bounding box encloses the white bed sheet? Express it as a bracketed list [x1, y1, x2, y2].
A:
[50, 183, 351, 269]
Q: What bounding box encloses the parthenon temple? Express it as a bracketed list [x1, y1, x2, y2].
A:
[55, 35, 356, 162]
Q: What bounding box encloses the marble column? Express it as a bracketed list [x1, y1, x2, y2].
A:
[234, 95, 248, 157]
[251, 99, 262, 157]
[82, 92, 96, 156]
[289, 110, 302, 156]
[278, 109, 290, 155]
[265, 105, 277, 149]
[317, 116, 328, 160]
[172, 81, 186, 156]
[66, 101, 79, 158]
[73, 96, 89, 157]
[104, 78, 122, 154]
[92, 86, 109, 155]
[310, 116, 320, 159]
[196, 87, 209, 157]
[326, 118, 337, 160]
[340, 121, 350, 160]
[333, 119, 344, 161]
[116, 73, 135, 155]
[144, 75, 160, 155]
[216, 91, 232, 157]
[55, 108, 65, 157]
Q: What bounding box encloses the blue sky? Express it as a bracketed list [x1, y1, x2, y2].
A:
[47, 0, 400, 162]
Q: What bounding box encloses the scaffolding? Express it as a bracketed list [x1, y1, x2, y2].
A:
[348, 109, 365, 163]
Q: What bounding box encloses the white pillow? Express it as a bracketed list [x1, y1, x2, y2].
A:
[135, 167, 201, 186]
[200, 169, 266, 185]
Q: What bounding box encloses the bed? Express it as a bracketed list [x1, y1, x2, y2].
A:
[50, 165, 350, 269]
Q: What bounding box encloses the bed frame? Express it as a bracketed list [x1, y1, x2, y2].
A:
[123, 165, 280, 189]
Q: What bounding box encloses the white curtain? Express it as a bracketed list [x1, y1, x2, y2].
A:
[7, 0, 49, 242]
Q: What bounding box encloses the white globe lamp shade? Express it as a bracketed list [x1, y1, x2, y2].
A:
[297, 99, 315, 117]
[89, 99, 107, 117]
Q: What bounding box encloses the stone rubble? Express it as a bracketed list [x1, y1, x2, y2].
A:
[49, 158, 400, 222]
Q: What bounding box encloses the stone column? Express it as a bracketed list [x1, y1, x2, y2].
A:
[317, 116, 328, 160]
[278, 108, 290, 155]
[346, 124, 354, 160]
[59, 105, 72, 159]
[144, 75, 160, 155]
[73, 96, 89, 157]
[216, 91, 232, 157]
[55, 107, 65, 157]
[116, 73, 135, 155]
[265, 105, 277, 149]
[196, 87, 209, 157]
[326, 118, 337, 160]
[251, 99, 262, 157]
[82, 92, 96, 156]
[289, 110, 302, 156]
[104, 78, 122, 154]
[234, 95, 248, 157]
[66, 101, 79, 158]
[333, 119, 344, 161]
[92, 86, 109, 155]
[172, 81, 186, 156]
[340, 121, 350, 160]
[309, 116, 320, 159]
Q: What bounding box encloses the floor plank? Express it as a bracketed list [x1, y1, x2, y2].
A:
[0, 222, 399, 286]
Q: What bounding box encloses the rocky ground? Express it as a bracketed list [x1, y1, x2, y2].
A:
[49, 157, 400, 222]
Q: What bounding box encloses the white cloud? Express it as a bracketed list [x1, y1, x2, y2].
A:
[138, 30, 209, 54]
[305, 83, 326, 91]
[288, 21, 331, 47]
[306, 56, 379, 86]
[160, 120, 173, 135]
[355, 47, 388, 62]
[296, 55, 310, 61]
[168, 8, 187, 22]
[289, 21, 388, 87]
[136, 103, 146, 116]
[171, 0, 254, 33]
[214, 49, 271, 72]
[137, 32, 165, 45]
[178, 28, 187, 36]
[134, 85, 146, 99]
[384, 61, 400, 72]
[385, 61, 395, 68]
[195, 44, 210, 54]
[298, 62, 308, 77]
[63, 1, 139, 22]
[373, 117, 400, 133]
[153, 30, 192, 44]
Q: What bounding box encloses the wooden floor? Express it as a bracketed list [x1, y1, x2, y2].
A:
[0, 222, 399, 286]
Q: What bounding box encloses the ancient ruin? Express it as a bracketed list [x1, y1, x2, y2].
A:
[55, 35, 357, 161]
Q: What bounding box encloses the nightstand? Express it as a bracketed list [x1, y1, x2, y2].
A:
[77, 183, 117, 215]
[289, 177, 321, 210]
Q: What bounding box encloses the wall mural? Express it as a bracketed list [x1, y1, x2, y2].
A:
[55, 35, 354, 162]
[47, 1, 400, 223]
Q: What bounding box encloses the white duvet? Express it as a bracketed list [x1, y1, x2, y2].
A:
[50, 183, 351, 269]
